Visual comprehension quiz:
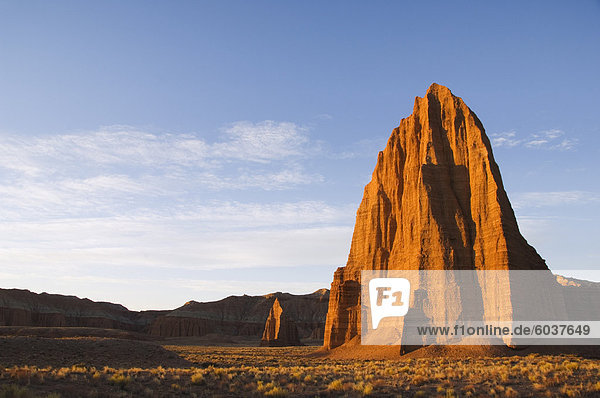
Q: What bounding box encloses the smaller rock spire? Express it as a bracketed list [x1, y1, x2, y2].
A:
[260, 298, 303, 347]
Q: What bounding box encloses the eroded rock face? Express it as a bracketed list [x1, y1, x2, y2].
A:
[0, 288, 329, 341]
[0, 288, 162, 331]
[260, 298, 302, 346]
[149, 289, 329, 340]
[324, 84, 548, 349]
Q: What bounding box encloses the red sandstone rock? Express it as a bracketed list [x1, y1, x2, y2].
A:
[324, 84, 549, 350]
[260, 298, 302, 347]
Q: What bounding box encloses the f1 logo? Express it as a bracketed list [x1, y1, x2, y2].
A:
[369, 278, 411, 329]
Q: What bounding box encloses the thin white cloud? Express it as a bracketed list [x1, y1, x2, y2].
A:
[0, 122, 326, 220]
[214, 121, 311, 162]
[124, 200, 354, 228]
[512, 191, 600, 209]
[0, 121, 317, 177]
[514, 215, 552, 236]
[0, 129, 207, 177]
[331, 137, 388, 159]
[552, 138, 578, 151]
[491, 129, 577, 150]
[0, 174, 170, 219]
[0, 215, 353, 270]
[0, 214, 347, 309]
[198, 166, 323, 191]
[491, 131, 521, 148]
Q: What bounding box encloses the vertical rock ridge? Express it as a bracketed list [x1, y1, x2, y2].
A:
[260, 298, 302, 347]
[324, 84, 547, 349]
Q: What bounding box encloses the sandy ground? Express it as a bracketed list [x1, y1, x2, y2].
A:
[0, 336, 189, 369]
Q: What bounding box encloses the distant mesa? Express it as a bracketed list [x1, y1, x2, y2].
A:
[323, 83, 552, 352]
[0, 288, 162, 332]
[260, 298, 303, 347]
[149, 289, 329, 341]
[0, 287, 329, 344]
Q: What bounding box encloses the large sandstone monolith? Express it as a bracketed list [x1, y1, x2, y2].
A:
[324, 83, 550, 350]
[260, 298, 303, 347]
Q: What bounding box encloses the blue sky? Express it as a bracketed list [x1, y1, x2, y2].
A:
[0, 1, 599, 310]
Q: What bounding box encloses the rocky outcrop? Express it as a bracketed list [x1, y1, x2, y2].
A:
[555, 275, 600, 321]
[0, 288, 164, 331]
[324, 84, 549, 350]
[0, 288, 329, 341]
[149, 289, 329, 340]
[260, 298, 302, 346]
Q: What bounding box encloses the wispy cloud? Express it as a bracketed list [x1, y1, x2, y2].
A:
[0, 174, 161, 219]
[0, 121, 368, 308]
[0, 215, 353, 270]
[0, 122, 326, 220]
[491, 130, 521, 148]
[491, 129, 577, 150]
[328, 137, 388, 159]
[0, 122, 353, 306]
[214, 121, 312, 162]
[0, 121, 317, 176]
[0, 195, 353, 309]
[512, 191, 600, 209]
[313, 113, 333, 121]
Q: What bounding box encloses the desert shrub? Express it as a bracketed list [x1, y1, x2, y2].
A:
[53, 368, 70, 380]
[532, 382, 546, 391]
[7, 368, 32, 384]
[257, 381, 276, 392]
[264, 386, 287, 397]
[109, 373, 131, 389]
[564, 361, 579, 371]
[353, 381, 373, 396]
[69, 365, 87, 374]
[445, 388, 456, 398]
[411, 374, 427, 386]
[560, 385, 581, 397]
[327, 378, 344, 391]
[191, 372, 204, 385]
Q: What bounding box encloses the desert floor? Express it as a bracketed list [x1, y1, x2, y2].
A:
[1, 334, 600, 397]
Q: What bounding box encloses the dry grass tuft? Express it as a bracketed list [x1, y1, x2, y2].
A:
[1, 344, 600, 396]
